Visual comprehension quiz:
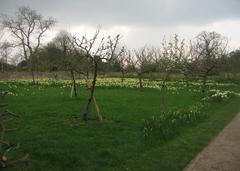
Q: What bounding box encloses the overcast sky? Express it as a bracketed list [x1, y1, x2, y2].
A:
[1, 0, 240, 50]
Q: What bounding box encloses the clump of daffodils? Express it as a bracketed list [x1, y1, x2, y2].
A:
[143, 103, 206, 140]
[202, 89, 235, 102]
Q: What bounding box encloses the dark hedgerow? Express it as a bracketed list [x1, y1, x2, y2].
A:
[143, 103, 207, 140]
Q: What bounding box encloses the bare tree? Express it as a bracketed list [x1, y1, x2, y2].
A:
[53, 30, 81, 98]
[73, 29, 123, 121]
[127, 47, 154, 89]
[159, 35, 182, 83]
[151, 35, 185, 104]
[177, 43, 195, 86]
[0, 41, 12, 74]
[170, 36, 197, 86]
[192, 31, 228, 96]
[115, 46, 127, 83]
[1, 6, 56, 83]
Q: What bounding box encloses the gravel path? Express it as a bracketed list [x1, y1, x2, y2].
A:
[184, 113, 240, 171]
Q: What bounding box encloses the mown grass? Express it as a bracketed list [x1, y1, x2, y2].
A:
[1, 79, 240, 171]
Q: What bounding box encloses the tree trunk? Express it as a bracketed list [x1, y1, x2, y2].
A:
[160, 82, 167, 105]
[121, 70, 125, 83]
[29, 55, 35, 84]
[70, 69, 77, 98]
[184, 73, 190, 87]
[138, 73, 143, 89]
[162, 72, 170, 88]
[165, 72, 170, 81]
[86, 71, 89, 79]
[54, 72, 58, 80]
[200, 74, 207, 97]
[92, 96, 103, 121]
[83, 62, 98, 121]
[30, 68, 35, 84]
[5, 56, 9, 80]
[160, 72, 170, 105]
[1, 58, 4, 73]
[149, 71, 153, 80]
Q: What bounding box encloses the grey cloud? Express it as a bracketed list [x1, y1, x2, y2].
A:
[0, 0, 240, 28]
[1, 0, 240, 50]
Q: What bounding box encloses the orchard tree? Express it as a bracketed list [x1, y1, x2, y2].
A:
[192, 31, 228, 96]
[127, 47, 154, 89]
[113, 47, 127, 83]
[159, 35, 183, 84]
[152, 35, 185, 104]
[1, 6, 56, 83]
[172, 37, 197, 86]
[0, 41, 12, 73]
[33, 43, 61, 72]
[73, 29, 123, 121]
[177, 43, 197, 86]
[52, 30, 83, 98]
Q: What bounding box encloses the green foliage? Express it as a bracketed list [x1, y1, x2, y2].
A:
[143, 103, 206, 140]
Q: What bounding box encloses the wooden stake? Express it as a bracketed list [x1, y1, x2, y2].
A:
[85, 79, 103, 121]
[92, 96, 103, 121]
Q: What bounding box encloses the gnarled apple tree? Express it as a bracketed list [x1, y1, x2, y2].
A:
[73, 29, 123, 121]
[191, 31, 228, 96]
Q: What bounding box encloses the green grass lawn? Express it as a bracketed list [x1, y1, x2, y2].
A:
[1, 79, 240, 171]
